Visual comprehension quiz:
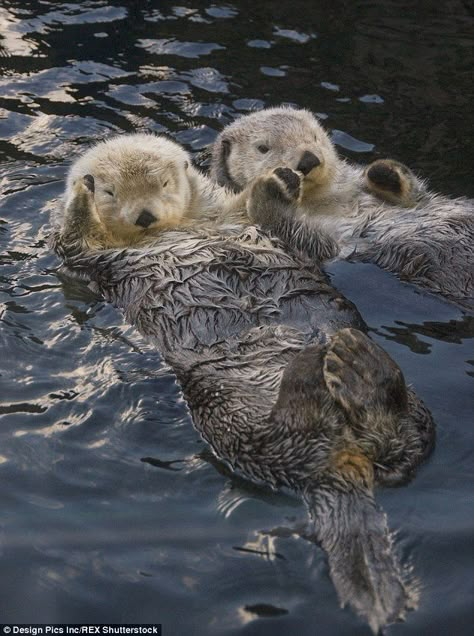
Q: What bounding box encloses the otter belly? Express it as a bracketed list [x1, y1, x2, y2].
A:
[96, 227, 366, 351]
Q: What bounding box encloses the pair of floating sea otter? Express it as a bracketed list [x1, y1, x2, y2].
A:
[51, 107, 473, 633]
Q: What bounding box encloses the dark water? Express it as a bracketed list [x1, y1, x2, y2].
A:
[1, 1, 473, 633]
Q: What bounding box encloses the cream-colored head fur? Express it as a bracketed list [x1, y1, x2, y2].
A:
[210, 106, 339, 203]
[66, 133, 193, 245]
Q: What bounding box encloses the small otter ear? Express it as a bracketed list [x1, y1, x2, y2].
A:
[184, 160, 189, 170]
[210, 135, 241, 192]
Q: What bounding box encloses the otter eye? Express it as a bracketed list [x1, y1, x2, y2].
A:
[163, 180, 169, 188]
[257, 144, 270, 154]
[104, 189, 114, 197]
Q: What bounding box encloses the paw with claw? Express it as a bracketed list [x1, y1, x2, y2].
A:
[247, 167, 302, 227]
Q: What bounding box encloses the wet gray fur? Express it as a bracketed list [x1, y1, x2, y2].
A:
[210, 106, 473, 306]
[50, 170, 435, 633]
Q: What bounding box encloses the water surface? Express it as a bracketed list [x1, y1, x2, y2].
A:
[0, 1, 473, 634]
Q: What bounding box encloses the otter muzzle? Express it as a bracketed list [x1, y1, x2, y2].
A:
[297, 151, 321, 176]
[135, 209, 156, 228]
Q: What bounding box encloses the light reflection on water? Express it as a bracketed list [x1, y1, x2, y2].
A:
[0, 1, 472, 634]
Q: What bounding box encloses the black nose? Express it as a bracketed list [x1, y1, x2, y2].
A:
[135, 209, 156, 228]
[297, 151, 321, 175]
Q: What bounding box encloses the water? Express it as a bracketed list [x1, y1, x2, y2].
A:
[0, 1, 473, 633]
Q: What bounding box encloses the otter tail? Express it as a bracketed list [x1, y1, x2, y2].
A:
[303, 473, 417, 634]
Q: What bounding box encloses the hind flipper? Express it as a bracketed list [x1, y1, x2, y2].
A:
[323, 328, 408, 420]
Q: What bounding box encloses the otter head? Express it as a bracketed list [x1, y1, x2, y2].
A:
[66, 134, 192, 243]
[210, 107, 339, 203]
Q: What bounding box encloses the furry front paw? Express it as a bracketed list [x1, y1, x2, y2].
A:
[365, 159, 422, 207]
[63, 173, 105, 250]
[71, 174, 96, 197]
[323, 328, 408, 419]
[83, 174, 95, 193]
[271, 167, 302, 202]
[247, 167, 302, 226]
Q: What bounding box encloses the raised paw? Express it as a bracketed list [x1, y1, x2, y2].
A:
[272, 167, 302, 202]
[247, 167, 302, 227]
[83, 174, 95, 193]
[71, 174, 96, 198]
[62, 173, 105, 251]
[323, 328, 408, 420]
[364, 159, 423, 207]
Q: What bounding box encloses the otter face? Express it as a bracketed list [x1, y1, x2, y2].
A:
[66, 134, 192, 242]
[211, 107, 338, 200]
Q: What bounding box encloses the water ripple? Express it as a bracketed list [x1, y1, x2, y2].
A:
[0, 1, 472, 633]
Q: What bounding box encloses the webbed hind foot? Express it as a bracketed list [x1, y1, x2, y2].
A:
[323, 328, 408, 421]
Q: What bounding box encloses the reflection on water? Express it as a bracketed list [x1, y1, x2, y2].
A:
[0, 1, 472, 634]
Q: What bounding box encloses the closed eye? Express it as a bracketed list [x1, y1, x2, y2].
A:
[163, 180, 169, 188]
[104, 189, 114, 197]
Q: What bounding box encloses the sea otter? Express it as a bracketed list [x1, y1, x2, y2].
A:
[210, 106, 473, 305]
[50, 137, 435, 633]
[63, 132, 247, 249]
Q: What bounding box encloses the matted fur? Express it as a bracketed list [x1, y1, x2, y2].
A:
[50, 137, 435, 632]
[211, 106, 473, 305]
